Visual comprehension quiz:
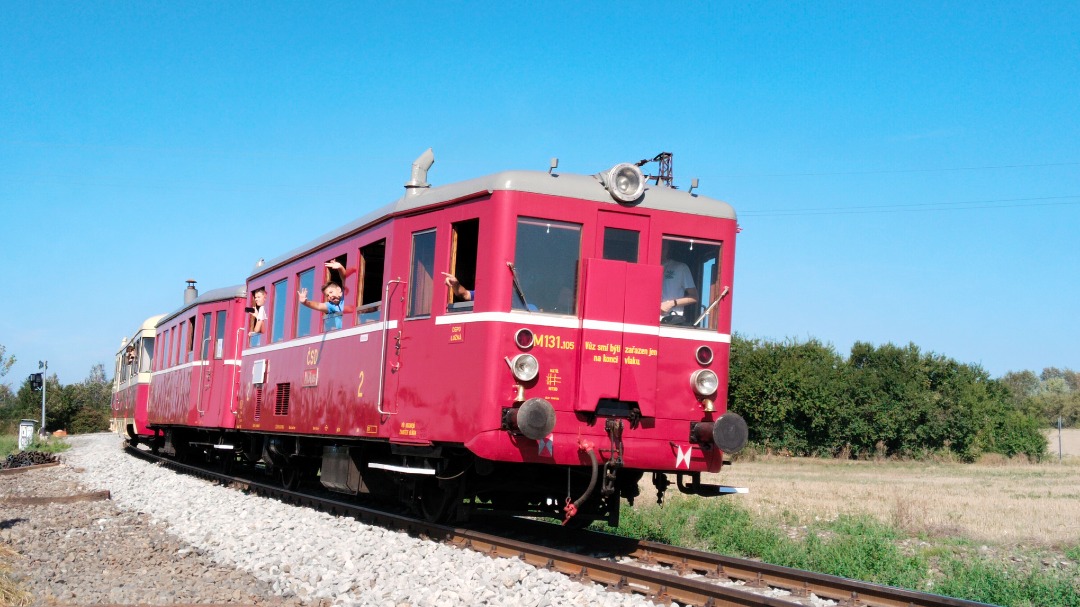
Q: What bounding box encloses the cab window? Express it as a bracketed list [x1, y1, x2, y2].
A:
[447, 219, 478, 313]
[511, 218, 580, 314]
[661, 236, 722, 330]
[357, 239, 386, 324]
[603, 227, 639, 263]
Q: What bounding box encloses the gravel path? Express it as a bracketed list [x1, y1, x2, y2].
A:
[2, 433, 662, 607]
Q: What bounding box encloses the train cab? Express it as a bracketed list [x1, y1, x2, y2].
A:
[111, 314, 164, 443]
[234, 152, 746, 523]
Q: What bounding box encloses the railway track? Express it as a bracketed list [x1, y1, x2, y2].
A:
[125, 444, 994, 607]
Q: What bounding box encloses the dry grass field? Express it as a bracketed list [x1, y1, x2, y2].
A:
[694, 432, 1080, 549]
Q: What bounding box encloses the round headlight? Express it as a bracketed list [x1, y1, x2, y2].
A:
[509, 354, 539, 382]
[514, 328, 534, 350]
[690, 369, 718, 397]
[605, 163, 645, 203]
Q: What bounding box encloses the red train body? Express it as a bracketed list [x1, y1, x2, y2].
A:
[116, 154, 748, 524]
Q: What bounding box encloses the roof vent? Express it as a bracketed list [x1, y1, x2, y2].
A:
[184, 280, 198, 305]
[404, 148, 435, 197]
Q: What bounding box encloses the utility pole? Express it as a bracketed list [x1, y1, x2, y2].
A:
[38, 360, 47, 436]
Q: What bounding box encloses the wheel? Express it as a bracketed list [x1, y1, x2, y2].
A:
[281, 466, 302, 491]
[418, 477, 461, 523]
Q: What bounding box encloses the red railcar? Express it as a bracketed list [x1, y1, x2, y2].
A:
[147, 285, 248, 455]
[148, 152, 747, 525]
[111, 314, 164, 442]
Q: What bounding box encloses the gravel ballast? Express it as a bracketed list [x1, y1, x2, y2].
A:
[2, 433, 663, 607]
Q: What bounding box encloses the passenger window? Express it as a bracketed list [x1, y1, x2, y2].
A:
[163, 329, 172, 368]
[357, 239, 386, 324]
[603, 227, 639, 263]
[661, 236, 723, 330]
[214, 310, 227, 358]
[142, 336, 155, 373]
[176, 322, 187, 367]
[186, 316, 195, 362]
[323, 255, 348, 332]
[248, 288, 266, 347]
[296, 268, 315, 337]
[200, 312, 212, 359]
[447, 219, 479, 313]
[511, 218, 581, 314]
[271, 279, 288, 343]
[408, 230, 436, 318]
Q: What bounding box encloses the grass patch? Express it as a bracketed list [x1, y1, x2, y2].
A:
[0, 434, 70, 458]
[598, 496, 1080, 607]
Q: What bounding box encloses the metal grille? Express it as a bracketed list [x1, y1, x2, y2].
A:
[254, 386, 263, 421]
[274, 383, 290, 416]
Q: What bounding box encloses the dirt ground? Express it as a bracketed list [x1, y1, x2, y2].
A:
[691, 440, 1080, 549]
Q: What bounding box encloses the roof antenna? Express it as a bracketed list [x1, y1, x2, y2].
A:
[548, 157, 559, 175]
[688, 178, 699, 194]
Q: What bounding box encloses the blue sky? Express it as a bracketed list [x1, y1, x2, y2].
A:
[1, 2, 1077, 386]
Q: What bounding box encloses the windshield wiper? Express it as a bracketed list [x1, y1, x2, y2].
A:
[506, 261, 532, 312]
[693, 286, 730, 327]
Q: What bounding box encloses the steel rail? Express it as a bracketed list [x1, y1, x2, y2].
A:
[122, 445, 995, 607]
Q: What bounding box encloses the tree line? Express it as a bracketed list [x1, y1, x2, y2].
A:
[0, 341, 1067, 460]
[728, 336, 1052, 460]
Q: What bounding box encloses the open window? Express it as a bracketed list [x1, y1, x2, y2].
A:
[511, 218, 580, 314]
[447, 219, 479, 313]
[322, 254, 348, 332]
[357, 239, 386, 324]
[661, 236, 723, 330]
[408, 230, 436, 318]
[186, 316, 195, 362]
[248, 289, 266, 347]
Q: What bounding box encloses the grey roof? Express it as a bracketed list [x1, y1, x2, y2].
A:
[253, 169, 736, 279]
[157, 285, 247, 327]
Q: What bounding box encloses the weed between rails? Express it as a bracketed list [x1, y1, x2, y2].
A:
[597, 497, 1080, 607]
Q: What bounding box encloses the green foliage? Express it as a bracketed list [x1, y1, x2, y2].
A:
[0, 344, 14, 378]
[0, 435, 16, 457]
[1003, 368, 1080, 428]
[612, 498, 1080, 607]
[729, 335, 1047, 460]
[934, 557, 1080, 607]
[0, 364, 112, 434]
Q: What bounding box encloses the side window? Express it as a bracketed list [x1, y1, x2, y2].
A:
[163, 329, 172, 368]
[603, 227, 639, 263]
[186, 316, 195, 362]
[296, 268, 315, 337]
[214, 310, 227, 359]
[512, 218, 581, 314]
[271, 278, 288, 343]
[176, 322, 187, 367]
[661, 236, 722, 330]
[200, 313, 212, 359]
[323, 254, 348, 333]
[447, 219, 479, 313]
[357, 239, 386, 324]
[248, 287, 267, 346]
[141, 336, 155, 373]
[408, 230, 436, 318]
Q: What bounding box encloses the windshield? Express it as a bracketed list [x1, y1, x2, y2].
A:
[511, 218, 581, 314]
[661, 236, 723, 330]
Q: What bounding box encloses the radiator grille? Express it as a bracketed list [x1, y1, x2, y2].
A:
[254, 386, 263, 421]
[274, 383, 290, 416]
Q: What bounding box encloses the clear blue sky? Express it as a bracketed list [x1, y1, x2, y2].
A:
[2, 2, 1077, 386]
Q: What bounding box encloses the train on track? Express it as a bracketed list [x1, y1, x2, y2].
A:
[111, 150, 748, 526]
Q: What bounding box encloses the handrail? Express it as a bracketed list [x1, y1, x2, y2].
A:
[230, 328, 244, 415]
[377, 278, 405, 415]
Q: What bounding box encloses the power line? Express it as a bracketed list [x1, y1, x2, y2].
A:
[741, 195, 1080, 217]
[721, 161, 1080, 178]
